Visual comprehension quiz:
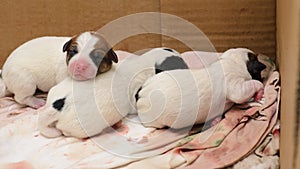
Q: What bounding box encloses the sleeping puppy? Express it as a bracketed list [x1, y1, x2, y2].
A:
[136, 48, 266, 129]
[38, 66, 125, 138]
[1, 31, 117, 108]
[38, 48, 188, 138]
[63, 32, 118, 80]
[114, 47, 188, 109]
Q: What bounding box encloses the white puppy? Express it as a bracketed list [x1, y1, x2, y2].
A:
[137, 48, 266, 129]
[38, 48, 188, 138]
[38, 66, 125, 138]
[1, 32, 117, 108]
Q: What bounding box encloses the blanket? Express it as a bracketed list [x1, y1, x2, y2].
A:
[0, 51, 279, 169]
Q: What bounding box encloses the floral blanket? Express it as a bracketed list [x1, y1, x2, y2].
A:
[0, 51, 280, 169]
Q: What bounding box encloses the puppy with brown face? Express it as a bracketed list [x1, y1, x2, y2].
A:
[63, 32, 118, 81]
[0, 31, 117, 108]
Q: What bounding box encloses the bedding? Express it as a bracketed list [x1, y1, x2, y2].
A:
[0, 50, 279, 169]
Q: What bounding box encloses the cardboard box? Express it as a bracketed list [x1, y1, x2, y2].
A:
[0, 0, 299, 168]
[277, 0, 300, 168]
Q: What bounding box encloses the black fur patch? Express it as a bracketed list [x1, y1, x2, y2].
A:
[135, 87, 142, 101]
[246, 53, 267, 82]
[163, 48, 174, 52]
[62, 39, 72, 53]
[52, 98, 66, 111]
[155, 56, 189, 74]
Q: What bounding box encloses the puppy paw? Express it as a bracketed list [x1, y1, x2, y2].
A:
[40, 127, 62, 138]
[16, 95, 46, 109]
[29, 97, 46, 109]
[254, 88, 264, 101]
[251, 80, 264, 91]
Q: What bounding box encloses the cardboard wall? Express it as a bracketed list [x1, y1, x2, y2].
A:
[0, 0, 276, 67]
[277, 0, 300, 168]
[0, 0, 161, 67]
[160, 0, 276, 58]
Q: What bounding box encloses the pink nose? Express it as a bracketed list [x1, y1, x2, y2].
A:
[74, 63, 88, 72]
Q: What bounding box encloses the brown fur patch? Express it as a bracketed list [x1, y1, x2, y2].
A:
[91, 32, 118, 74]
[63, 34, 80, 65]
[98, 57, 113, 73]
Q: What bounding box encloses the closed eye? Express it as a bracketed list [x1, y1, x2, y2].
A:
[68, 46, 78, 56]
[90, 49, 105, 66]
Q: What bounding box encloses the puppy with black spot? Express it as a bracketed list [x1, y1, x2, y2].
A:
[0, 31, 118, 108]
[38, 48, 189, 138]
[137, 48, 266, 129]
[116, 47, 188, 106]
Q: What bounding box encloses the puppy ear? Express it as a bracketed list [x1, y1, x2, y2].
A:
[247, 52, 266, 71]
[247, 52, 257, 61]
[63, 39, 72, 53]
[256, 61, 267, 71]
[106, 49, 118, 63]
[98, 60, 112, 73]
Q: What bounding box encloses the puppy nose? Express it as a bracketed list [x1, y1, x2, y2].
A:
[75, 63, 88, 71]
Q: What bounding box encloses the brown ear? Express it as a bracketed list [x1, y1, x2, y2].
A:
[63, 39, 72, 52]
[106, 49, 118, 63]
[98, 61, 112, 74]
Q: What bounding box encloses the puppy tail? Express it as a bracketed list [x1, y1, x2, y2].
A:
[0, 69, 11, 97]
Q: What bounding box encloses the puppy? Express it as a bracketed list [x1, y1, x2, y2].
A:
[38, 48, 188, 138]
[63, 32, 118, 80]
[137, 48, 266, 129]
[38, 66, 125, 138]
[1, 31, 117, 108]
[116, 47, 188, 107]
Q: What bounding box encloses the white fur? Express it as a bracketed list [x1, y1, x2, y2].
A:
[137, 48, 264, 129]
[0, 70, 7, 97]
[38, 66, 126, 138]
[67, 32, 99, 80]
[38, 48, 182, 138]
[2, 37, 70, 108]
[114, 48, 181, 111]
[1, 32, 110, 108]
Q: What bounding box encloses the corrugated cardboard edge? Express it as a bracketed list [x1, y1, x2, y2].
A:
[277, 0, 300, 168]
[298, 22, 300, 168]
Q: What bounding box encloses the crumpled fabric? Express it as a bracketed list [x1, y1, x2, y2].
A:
[230, 121, 280, 169]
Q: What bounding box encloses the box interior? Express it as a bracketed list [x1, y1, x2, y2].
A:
[0, 0, 299, 168]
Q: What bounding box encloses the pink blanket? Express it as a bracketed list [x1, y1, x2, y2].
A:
[0, 51, 279, 169]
